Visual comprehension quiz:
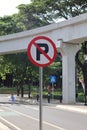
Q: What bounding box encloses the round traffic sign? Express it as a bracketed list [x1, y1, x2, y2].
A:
[27, 36, 57, 67]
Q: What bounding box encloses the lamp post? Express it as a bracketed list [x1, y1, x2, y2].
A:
[83, 41, 87, 105]
[84, 55, 87, 105]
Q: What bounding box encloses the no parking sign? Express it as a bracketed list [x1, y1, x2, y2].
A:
[27, 36, 57, 130]
[27, 36, 57, 67]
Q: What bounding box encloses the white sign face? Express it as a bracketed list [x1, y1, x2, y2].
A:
[27, 36, 57, 67]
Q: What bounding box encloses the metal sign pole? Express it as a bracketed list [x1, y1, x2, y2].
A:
[52, 82, 54, 99]
[39, 67, 43, 130]
[27, 36, 57, 130]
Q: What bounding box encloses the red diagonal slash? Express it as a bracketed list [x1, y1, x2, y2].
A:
[33, 41, 52, 61]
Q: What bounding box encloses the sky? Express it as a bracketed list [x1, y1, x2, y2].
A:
[0, 0, 31, 17]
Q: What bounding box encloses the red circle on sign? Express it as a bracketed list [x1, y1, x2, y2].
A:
[27, 36, 57, 67]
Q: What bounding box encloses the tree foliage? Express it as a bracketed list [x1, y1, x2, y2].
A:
[0, 0, 87, 87]
[30, 0, 87, 22]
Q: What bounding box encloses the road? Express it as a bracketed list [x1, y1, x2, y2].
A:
[0, 94, 87, 130]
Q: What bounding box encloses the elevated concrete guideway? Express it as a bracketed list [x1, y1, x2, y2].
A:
[0, 13, 87, 103]
[0, 13, 87, 54]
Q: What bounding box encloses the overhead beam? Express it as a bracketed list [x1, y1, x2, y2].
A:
[0, 13, 87, 54]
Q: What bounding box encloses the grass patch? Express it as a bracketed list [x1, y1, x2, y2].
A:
[0, 87, 16, 94]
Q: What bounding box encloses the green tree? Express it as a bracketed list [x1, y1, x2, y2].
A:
[0, 0, 87, 92]
[30, 0, 87, 83]
[16, 3, 49, 30]
[0, 15, 26, 36]
[30, 0, 87, 22]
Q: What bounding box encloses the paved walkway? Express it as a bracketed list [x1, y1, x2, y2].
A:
[16, 96, 87, 114]
[3, 94, 87, 115]
[0, 95, 87, 129]
[0, 122, 11, 130]
[56, 103, 87, 114]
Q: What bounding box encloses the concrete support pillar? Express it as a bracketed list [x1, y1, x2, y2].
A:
[61, 43, 80, 104]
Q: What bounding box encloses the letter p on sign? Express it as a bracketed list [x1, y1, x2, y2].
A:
[27, 36, 57, 67]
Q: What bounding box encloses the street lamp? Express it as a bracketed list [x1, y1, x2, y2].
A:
[83, 41, 87, 105]
[84, 55, 87, 105]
